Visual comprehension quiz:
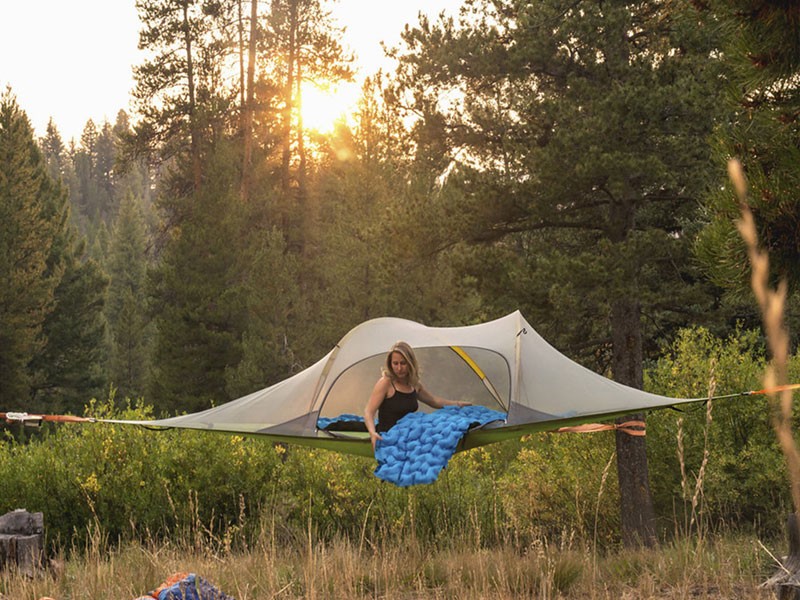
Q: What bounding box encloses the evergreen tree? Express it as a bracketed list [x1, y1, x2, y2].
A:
[224, 224, 299, 397]
[106, 194, 152, 399]
[94, 121, 118, 222]
[131, 0, 238, 189]
[695, 1, 800, 295]
[112, 110, 154, 210]
[389, 0, 727, 546]
[148, 142, 248, 413]
[0, 90, 60, 408]
[262, 0, 354, 251]
[0, 90, 108, 413]
[28, 228, 109, 415]
[72, 119, 104, 226]
[40, 119, 67, 183]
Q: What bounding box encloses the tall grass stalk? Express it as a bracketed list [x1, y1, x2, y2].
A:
[592, 449, 616, 573]
[730, 158, 800, 515]
[676, 363, 715, 542]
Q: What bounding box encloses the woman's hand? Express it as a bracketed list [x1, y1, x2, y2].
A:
[370, 431, 383, 452]
[454, 400, 471, 407]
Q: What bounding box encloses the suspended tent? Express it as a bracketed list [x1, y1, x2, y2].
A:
[7, 310, 794, 485]
[5, 311, 712, 456]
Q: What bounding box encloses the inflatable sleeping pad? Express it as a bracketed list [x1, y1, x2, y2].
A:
[374, 405, 506, 487]
[316, 413, 367, 431]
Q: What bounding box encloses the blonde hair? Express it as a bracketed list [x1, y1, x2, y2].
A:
[382, 341, 421, 387]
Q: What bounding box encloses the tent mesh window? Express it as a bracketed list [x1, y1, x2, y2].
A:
[317, 346, 510, 432]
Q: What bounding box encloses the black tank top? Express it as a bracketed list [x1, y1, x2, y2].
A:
[377, 383, 418, 432]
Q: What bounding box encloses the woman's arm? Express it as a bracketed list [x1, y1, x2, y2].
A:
[417, 384, 470, 409]
[365, 377, 390, 451]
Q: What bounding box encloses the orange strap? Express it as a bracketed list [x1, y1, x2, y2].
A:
[1, 412, 93, 424]
[557, 420, 646, 436]
[750, 383, 800, 395]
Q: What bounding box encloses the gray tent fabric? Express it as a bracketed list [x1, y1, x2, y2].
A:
[102, 311, 699, 456]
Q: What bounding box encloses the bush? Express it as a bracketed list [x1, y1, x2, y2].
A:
[646, 326, 797, 536]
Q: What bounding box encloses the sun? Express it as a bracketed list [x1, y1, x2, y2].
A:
[299, 80, 360, 133]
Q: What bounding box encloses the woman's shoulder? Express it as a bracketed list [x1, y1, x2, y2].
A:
[375, 375, 393, 390]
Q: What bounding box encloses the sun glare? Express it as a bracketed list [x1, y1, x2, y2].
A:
[299, 81, 360, 133]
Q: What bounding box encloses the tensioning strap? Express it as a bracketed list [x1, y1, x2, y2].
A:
[1, 412, 95, 425]
[556, 420, 646, 436]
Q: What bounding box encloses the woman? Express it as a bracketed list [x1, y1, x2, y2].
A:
[364, 341, 469, 451]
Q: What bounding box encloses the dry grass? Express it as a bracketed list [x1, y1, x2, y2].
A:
[730, 159, 800, 515]
[0, 526, 779, 599]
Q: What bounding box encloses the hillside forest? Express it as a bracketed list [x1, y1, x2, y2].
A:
[1, 0, 800, 557]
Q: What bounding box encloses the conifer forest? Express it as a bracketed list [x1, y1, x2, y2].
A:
[2, 1, 800, 595]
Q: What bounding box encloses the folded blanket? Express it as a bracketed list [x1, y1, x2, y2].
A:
[374, 405, 506, 487]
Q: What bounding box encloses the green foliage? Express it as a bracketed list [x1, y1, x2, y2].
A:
[0, 399, 284, 546]
[148, 142, 249, 413]
[0, 90, 60, 407]
[224, 224, 299, 397]
[28, 237, 109, 414]
[0, 90, 107, 413]
[0, 397, 620, 552]
[28, 134, 109, 413]
[695, 1, 800, 294]
[389, 0, 729, 364]
[646, 326, 798, 535]
[106, 194, 152, 399]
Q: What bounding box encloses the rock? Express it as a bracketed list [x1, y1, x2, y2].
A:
[0, 509, 43, 535]
[0, 510, 44, 577]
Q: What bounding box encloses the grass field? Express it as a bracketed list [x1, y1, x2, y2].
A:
[0, 525, 783, 599]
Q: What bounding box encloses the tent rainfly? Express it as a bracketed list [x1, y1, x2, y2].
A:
[53, 310, 708, 458]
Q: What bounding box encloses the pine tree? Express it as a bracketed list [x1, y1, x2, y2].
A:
[263, 0, 354, 251]
[148, 142, 248, 413]
[72, 119, 102, 225]
[131, 0, 239, 190]
[112, 110, 154, 209]
[0, 90, 60, 408]
[94, 121, 117, 222]
[0, 90, 108, 413]
[40, 119, 67, 183]
[28, 228, 109, 415]
[106, 193, 151, 399]
[224, 224, 299, 397]
[695, 1, 800, 294]
[389, 0, 728, 546]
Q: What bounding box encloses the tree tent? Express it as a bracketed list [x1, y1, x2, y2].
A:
[18, 310, 711, 459]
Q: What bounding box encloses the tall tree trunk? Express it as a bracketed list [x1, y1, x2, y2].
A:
[296, 61, 309, 256]
[181, 0, 201, 190]
[611, 297, 657, 548]
[240, 0, 258, 201]
[607, 194, 657, 548]
[281, 1, 297, 196]
[237, 0, 246, 109]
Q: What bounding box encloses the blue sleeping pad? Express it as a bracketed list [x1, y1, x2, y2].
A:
[374, 405, 506, 487]
[317, 413, 365, 430]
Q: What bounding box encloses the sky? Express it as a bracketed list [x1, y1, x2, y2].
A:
[1, 0, 461, 143]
